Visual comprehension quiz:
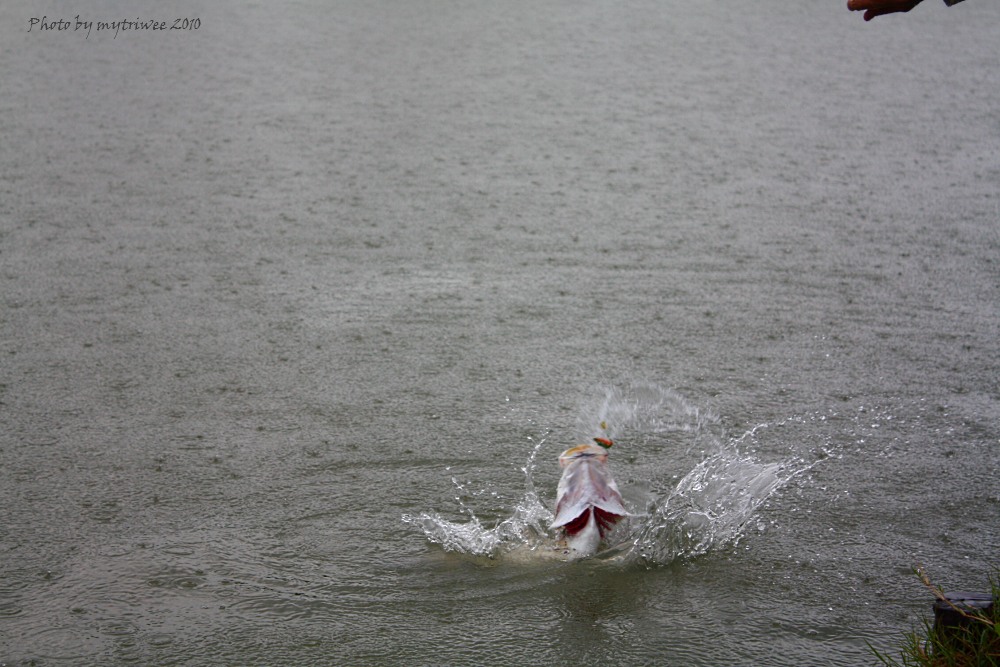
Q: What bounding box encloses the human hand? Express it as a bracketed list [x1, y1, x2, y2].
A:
[847, 0, 924, 21]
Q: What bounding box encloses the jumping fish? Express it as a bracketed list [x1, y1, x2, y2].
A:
[550, 437, 628, 558]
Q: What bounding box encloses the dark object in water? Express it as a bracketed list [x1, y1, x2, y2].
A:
[932, 591, 997, 656]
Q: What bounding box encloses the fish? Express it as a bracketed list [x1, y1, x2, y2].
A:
[550, 437, 628, 558]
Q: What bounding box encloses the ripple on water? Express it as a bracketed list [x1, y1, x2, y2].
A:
[146, 632, 175, 647]
[97, 543, 137, 558]
[24, 435, 60, 446]
[20, 625, 105, 662]
[0, 567, 33, 619]
[98, 619, 140, 637]
[161, 544, 197, 557]
[0, 599, 24, 617]
[224, 593, 347, 626]
[146, 566, 208, 591]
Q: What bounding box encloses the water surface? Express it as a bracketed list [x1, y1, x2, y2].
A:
[2, 1, 998, 665]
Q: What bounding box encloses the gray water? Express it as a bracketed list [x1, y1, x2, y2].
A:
[2, 1, 999, 665]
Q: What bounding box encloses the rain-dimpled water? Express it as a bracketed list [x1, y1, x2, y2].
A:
[2, 1, 998, 666]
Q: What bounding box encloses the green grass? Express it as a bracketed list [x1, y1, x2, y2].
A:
[871, 566, 999, 667]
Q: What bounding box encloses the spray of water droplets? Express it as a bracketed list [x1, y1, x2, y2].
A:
[403, 382, 828, 566]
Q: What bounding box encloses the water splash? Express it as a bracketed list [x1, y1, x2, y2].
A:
[622, 440, 816, 565]
[575, 381, 717, 443]
[402, 436, 554, 558]
[403, 382, 823, 566]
